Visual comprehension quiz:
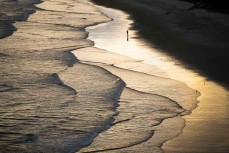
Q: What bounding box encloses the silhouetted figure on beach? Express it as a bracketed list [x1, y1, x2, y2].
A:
[126, 30, 129, 41]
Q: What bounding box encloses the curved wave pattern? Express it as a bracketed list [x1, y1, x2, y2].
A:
[79, 87, 185, 153]
[75, 46, 198, 153]
[0, 0, 120, 152]
[74, 5, 199, 153]
[0, 0, 200, 153]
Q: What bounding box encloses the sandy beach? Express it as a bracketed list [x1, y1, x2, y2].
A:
[0, 0, 229, 152]
[90, 0, 229, 152]
[92, 0, 229, 86]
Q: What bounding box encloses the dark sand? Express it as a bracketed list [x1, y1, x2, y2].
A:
[92, 0, 229, 87]
[182, 0, 229, 14]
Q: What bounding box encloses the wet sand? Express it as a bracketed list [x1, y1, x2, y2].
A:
[1, 0, 229, 152]
[70, 5, 199, 152]
[88, 3, 229, 152]
[92, 0, 229, 86]
[1, 0, 199, 152]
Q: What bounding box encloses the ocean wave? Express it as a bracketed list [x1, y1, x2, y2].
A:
[0, 0, 201, 153]
[0, 0, 121, 152]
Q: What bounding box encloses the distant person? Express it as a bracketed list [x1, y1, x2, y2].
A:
[126, 30, 129, 41]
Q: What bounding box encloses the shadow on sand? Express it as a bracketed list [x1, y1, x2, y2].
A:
[92, 0, 229, 89]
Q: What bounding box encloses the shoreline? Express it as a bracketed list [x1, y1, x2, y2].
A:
[92, 0, 229, 88]
[75, 5, 199, 152]
[1, 0, 228, 152]
[83, 3, 229, 153]
[0, 0, 125, 152]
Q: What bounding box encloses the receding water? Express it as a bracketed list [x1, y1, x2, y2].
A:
[75, 6, 199, 153]
[1, 0, 228, 152]
[81, 5, 229, 153]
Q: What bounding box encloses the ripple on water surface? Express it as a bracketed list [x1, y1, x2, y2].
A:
[0, 0, 117, 152]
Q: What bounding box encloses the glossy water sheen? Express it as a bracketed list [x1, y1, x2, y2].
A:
[0, 0, 121, 152]
[1, 0, 228, 152]
[74, 6, 198, 153]
[84, 5, 229, 153]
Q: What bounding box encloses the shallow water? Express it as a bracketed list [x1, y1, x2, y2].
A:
[0, 0, 121, 152]
[75, 6, 198, 153]
[1, 0, 228, 152]
[78, 5, 229, 153]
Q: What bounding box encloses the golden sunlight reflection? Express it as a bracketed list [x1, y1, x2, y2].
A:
[87, 6, 229, 151]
